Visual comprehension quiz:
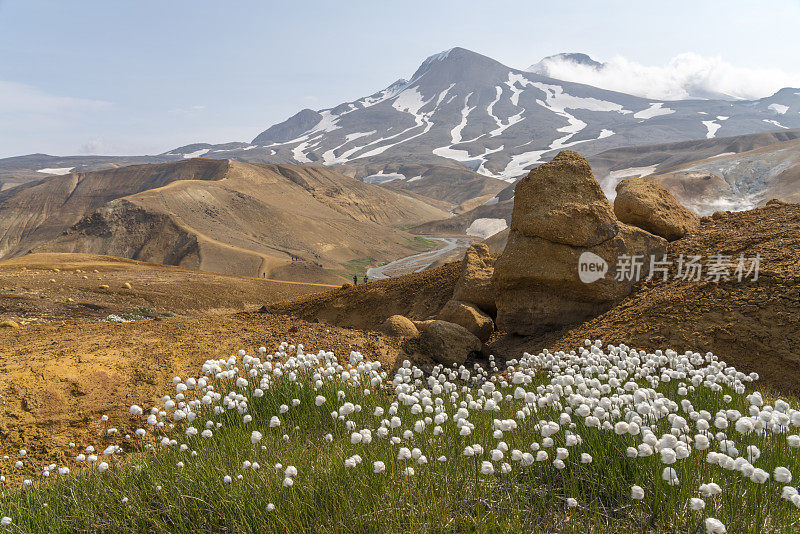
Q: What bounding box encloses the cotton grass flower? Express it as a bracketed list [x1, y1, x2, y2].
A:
[689, 498, 706, 511]
[774, 466, 792, 483]
[662, 467, 679, 486]
[705, 518, 727, 533]
[480, 461, 494, 475]
[700, 483, 722, 497]
[20, 339, 799, 531]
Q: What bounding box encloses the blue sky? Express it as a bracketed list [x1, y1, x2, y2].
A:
[1, 0, 799, 158]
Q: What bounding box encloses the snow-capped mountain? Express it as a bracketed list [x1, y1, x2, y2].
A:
[180, 47, 799, 181]
[3, 48, 800, 188]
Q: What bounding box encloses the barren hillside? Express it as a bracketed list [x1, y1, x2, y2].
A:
[645, 138, 800, 213]
[0, 160, 450, 283]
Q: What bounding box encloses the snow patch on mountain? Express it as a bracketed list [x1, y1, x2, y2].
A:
[702, 120, 721, 138]
[600, 164, 659, 198]
[183, 149, 209, 159]
[763, 119, 789, 129]
[37, 167, 74, 175]
[633, 103, 675, 120]
[466, 218, 507, 238]
[769, 103, 789, 115]
[363, 171, 405, 184]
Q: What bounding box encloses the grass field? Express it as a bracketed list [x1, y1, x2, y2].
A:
[1, 341, 799, 533]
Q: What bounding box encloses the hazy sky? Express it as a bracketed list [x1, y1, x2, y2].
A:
[1, 0, 799, 158]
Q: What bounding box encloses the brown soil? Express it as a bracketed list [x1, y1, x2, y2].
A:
[0, 253, 334, 324]
[0, 312, 398, 473]
[0, 253, 364, 468]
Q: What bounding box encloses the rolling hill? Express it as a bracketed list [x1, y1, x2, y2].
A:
[0, 159, 449, 282]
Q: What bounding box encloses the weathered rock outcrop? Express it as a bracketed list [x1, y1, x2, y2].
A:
[437, 300, 494, 342]
[493, 151, 667, 335]
[452, 243, 497, 314]
[614, 177, 699, 240]
[418, 320, 482, 367]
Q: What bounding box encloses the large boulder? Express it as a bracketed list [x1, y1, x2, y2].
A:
[452, 243, 497, 314]
[511, 152, 620, 247]
[380, 315, 419, 339]
[418, 320, 482, 367]
[437, 300, 494, 342]
[614, 177, 700, 240]
[493, 151, 667, 335]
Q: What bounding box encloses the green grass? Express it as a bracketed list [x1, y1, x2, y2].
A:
[119, 307, 158, 320]
[341, 257, 377, 276]
[407, 236, 439, 252]
[107, 307, 177, 322]
[1, 347, 799, 533]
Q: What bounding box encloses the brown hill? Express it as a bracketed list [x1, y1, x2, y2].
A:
[0, 159, 450, 283]
[0, 158, 229, 259]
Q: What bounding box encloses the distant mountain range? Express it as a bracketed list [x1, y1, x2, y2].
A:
[2, 48, 800, 281]
[2, 47, 799, 190]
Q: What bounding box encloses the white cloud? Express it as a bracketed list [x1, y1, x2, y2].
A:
[80, 138, 106, 154]
[529, 53, 800, 100]
[0, 80, 110, 114]
[168, 104, 206, 115]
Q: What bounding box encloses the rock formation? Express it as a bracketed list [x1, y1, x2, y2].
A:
[493, 151, 667, 335]
[614, 177, 699, 240]
[437, 300, 494, 342]
[452, 243, 497, 314]
[418, 320, 482, 367]
[380, 315, 419, 339]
